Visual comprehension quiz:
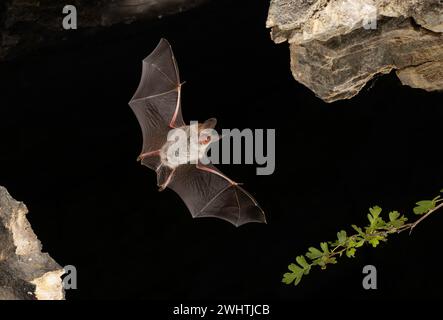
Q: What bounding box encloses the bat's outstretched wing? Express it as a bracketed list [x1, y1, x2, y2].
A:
[167, 163, 266, 227]
[129, 38, 185, 172]
[129, 39, 266, 226]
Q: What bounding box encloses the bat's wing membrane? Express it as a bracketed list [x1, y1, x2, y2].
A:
[167, 164, 266, 227]
[129, 39, 267, 226]
[129, 38, 185, 170]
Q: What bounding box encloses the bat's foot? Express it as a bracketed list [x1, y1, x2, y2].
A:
[157, 168, 175, 192]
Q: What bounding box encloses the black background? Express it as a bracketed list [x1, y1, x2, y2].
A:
[0, 0, 442, 300]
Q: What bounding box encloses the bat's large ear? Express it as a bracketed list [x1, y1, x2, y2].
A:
[202, 118, 217, 129]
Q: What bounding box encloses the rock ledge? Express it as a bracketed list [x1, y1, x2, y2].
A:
[267, 0, 443, 102]
[0, 186, 64, 300]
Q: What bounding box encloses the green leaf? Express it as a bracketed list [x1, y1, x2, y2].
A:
[347, 236, 365, 259]
[390, 219, 406, 228]
[295, 255, 310, 273]
[368, 235, 385, 248]
[413, 206, 426, 215]
[346, 248, 356, 258]
[282, 273, 298, 285]
[367, 206, 386, 231]
[288, 263, 302, 273]
[413, 200, 435, 215]
[369, 206, 382, 218]
[369, 238, 380, 247]
[337, 230, 347, 246]
[388, 211, 407, 228]
[326, 256, 337, 266]
[389, 211, 400, 222]
[293, 274, 303, 286]
[387, 211, 408, 228]
[320, 242, 329, 254]
[306, 247, 323, 260]
[440, 189, 443, 193]
[355, 239, 365, 247]
[352, 225, 365, 236]
[282, 271, 297, 285]
[282, 263, 303, 285]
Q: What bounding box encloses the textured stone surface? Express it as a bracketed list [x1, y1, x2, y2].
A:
[267, 0, 443, 102]
[397, 61, 443, 92]
[0, 0, 207, 61]
[0, 186, 64, 300]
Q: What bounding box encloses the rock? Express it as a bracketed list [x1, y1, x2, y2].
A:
[101, 0, 207, 26]
[0, 0, 207, 61]
[267, 0, 443, 102]
[397, 61, 443, 92]
[0, 186, 64, 300]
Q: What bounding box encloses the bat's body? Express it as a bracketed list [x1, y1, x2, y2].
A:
[156, 122, 214, 170]
[129, 39, 266, 227]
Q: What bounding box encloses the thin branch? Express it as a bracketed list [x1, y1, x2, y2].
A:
[409, 202, 443, 234]
[283, 193, 443, 286]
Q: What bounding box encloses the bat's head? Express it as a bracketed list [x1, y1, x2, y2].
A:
[198, 118, 218, 146]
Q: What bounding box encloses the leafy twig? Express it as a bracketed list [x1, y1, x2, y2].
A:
[282, 189, 443, 286]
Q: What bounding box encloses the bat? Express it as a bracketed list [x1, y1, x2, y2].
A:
[128, 38, 266, 227]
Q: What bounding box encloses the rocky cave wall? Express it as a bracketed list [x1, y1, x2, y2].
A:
[0, 0, 207, 61]
[0, 186, 64, 300]
[267, 0, 443, 102]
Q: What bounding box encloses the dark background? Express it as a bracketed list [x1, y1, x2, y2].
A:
[0, 0, 442, 300]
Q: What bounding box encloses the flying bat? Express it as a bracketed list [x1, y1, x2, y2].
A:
[128, 38, 266, 227]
